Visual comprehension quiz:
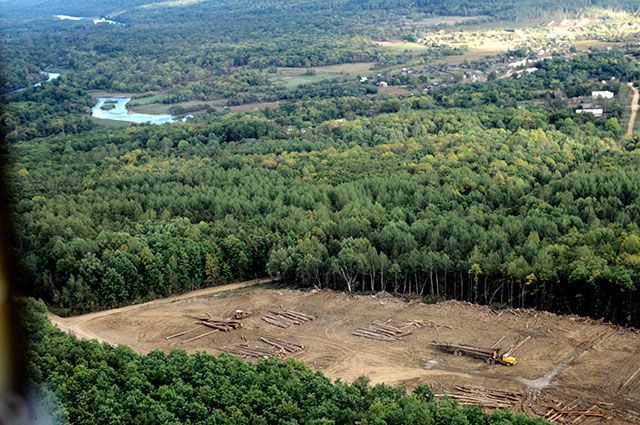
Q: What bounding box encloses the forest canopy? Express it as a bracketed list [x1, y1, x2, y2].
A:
[5, 0, 640, 423]
[10, 51, 640, 327]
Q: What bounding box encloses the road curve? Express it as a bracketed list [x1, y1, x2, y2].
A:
[47, 277, 275, 344]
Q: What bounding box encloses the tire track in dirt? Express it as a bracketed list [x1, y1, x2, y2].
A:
[48, 277, 275, 344]
[45, 288, 640, 424]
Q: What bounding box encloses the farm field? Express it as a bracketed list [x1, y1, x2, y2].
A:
[229, 101, 282, 112]
[274, 62, 377, 88]
[374, 40, 433, 52]
[49, 283, 640, 424]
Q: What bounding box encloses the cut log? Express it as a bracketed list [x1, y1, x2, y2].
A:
[261, 316, 289, 328]
[491, 336, 506, 349]
[181, 329, 218, 344]
[261, 337, 304, 353]
[622, 365, 640, 388]
[224, 344, 281, 359]
[269, 311, 301, 325]
[286, 310, 315, 321]
[165, 325, 202, 340]
[265, 313, 295, 325]
[353, 330, 396, 341]
[507, 335, 531, 355]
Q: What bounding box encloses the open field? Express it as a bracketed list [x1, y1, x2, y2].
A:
[90, 116, 131, 128]
[128, 99, 221, 115]
[229, 101, 282, 112]
[274, 62, 377, 88]
[435, 48, 503, 65]
[127, 94, 169, 107]
[378, 85, 413, 96]
[374, 41, 433, 52]
[572, 40, 637, 52]
[49, 283, 640, 424]
[294, 62, 377, 75]
[400, 15, 492, 28]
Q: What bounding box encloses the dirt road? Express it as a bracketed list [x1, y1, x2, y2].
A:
[48, 277, 274, 343]
[48, 285, 640, 424]
[627, 82, 639, 135]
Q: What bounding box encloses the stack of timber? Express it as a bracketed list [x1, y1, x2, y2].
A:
[431, 341, 497, 358]
[260, 337, 305, 354]
[224, 345, 281, 359]
[165, 311, 246, 344]
[437, 385, 522, 409]
[542, 399, 609, 424]
[261, 310, 315, 328]
[353, 320, 412, 341]
[197, 317, 242, 332]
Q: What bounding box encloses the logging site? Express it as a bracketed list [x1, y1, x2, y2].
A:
[49, 282, 640, 424]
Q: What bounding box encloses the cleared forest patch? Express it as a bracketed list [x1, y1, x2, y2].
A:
[50, 285, 640, 424]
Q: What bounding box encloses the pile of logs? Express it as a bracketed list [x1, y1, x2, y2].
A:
[198, 318, 242, 332]
[225, 337, 305, 359]
[437, 385, 522, 409]
[353, 321, 412, 341]
[224, 345, 280, 359]
[165, 313, 245, 344]
[261, 310, 315, 328]
[261, 337, 304, 354]
[542, 400, 608, 423]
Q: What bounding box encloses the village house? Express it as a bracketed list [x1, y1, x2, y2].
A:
[592, 90, 614, 100]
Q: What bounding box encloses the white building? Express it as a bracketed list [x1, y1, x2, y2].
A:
[592, 91, 614, 100]
[576, 108, 604, 117]
[508, 58, 528, 68]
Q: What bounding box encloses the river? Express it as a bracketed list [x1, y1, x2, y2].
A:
[11, 72, 60, 94]
[33, 72, 61, 88]
[54, 15, 120, 25]
[92, 97, 176, 125]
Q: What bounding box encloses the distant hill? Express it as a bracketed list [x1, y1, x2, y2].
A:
[0, 0, 153, 18]
[3, 0, 640, 22]
[413, 0, 640, 18]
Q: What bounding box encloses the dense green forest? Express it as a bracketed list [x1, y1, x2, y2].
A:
[21, 299, 545, 425]
[4, 0, 640, 422]
[3, 0, 640, 99]
[8, 49, 640, 327]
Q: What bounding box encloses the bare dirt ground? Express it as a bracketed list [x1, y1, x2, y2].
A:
[49, 284, 640, 424]
[627, 83, 639, 136]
